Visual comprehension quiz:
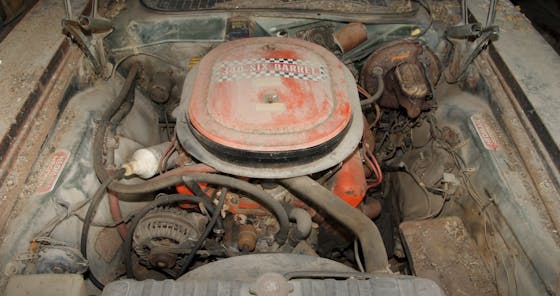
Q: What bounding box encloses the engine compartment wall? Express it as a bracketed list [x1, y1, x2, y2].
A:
[0, 1, 559, 295]
[0, 78, 161, 287]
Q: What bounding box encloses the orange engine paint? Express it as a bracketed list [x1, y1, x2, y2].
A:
[176, 183, 267, 215]
[176, 183, 207, 209]
[330, 150, 367, 207]
[187, 37, 353, 152]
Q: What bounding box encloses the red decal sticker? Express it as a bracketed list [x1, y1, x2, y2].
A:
[471, 114, 500, 151]
[35, 150, 70, 195]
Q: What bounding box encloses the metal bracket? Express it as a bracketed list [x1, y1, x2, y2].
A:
[62, 20, 104, 74]
[446, 0, 500, 82]
[446, 0, 499, 39]
[446, 22, 482, 39]
[61, 0, 112, 76]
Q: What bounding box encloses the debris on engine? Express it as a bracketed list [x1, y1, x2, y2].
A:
[360, 40, 441, 118]
[177, 37, 363, 178]
[7, 1, 555, 295]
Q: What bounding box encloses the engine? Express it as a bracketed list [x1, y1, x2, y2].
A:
[7, 31, 446, 291]
[176, 37, 362, 178]
[2, 1, 538, 294]
[119, 37, 386, 278]
[103, 34, 443, 282]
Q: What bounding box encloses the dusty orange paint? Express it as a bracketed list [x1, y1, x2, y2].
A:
[331, 150, 367, 207]
[187, 37, 352, 152]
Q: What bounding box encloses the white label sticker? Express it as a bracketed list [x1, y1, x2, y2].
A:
[35, 150, 70, 195]
[212, 58, 328, 82]
[471, 114, 500, 151]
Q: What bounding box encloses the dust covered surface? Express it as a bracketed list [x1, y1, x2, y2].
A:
[400, 216, 498, 296]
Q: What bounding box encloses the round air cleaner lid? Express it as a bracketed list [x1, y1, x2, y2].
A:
[187, 37, 352, 155]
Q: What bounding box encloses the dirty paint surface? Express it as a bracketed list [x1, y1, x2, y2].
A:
[0, 0, 86, 235]
[188, 37, 352, 151]
[400, 216, 498, 296]
[469, 0, 560, 165]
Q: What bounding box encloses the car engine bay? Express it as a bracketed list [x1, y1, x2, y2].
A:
[1, 0, 560, 295]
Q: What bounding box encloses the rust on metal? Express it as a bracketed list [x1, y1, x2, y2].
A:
[476, 53, 560, 240]
[0, 46, 81, 237]
[394, 63, 429, 99]
[0, 0, 88, 236]
[360, 40, 441, 118]
[333, 22, 367, 53]
[237, 224, 257, 252]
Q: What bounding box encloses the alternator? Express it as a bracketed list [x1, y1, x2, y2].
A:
[133, 207, 208, 269]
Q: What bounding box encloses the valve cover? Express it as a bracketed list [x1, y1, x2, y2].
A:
[177, 37, 363, 178]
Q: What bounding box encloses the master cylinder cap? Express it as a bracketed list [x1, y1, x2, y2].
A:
[177, 37, 363, 178]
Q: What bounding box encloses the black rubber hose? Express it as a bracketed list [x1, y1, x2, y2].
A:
[181, 181, 224, 230]
[162, 194, 222, 229]
[83, 66, 139, 289]
[360, 67, 384, 107]
[88, 63, 219, 201]
[87, 63, 212, 203]
[181, 174, 289, 245]
[101, 174, 291, 233]
[92, 63, 140, 187]
[106, 173, 288, 242]
[124, 193, 224, 279]
[177, 188, 227, 276]
[109, 175, 184, 200]
[288, 208, 312, 243]
[80, 169, 125, 290]
[279, 176, 388, 272]
[90, 62, 182, 202]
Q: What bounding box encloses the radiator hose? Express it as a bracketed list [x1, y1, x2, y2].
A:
[279, 176, 388, 272]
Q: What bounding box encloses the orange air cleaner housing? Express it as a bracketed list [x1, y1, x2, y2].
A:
[188, 37, 352, 155]
[177, 37, 363, 178]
